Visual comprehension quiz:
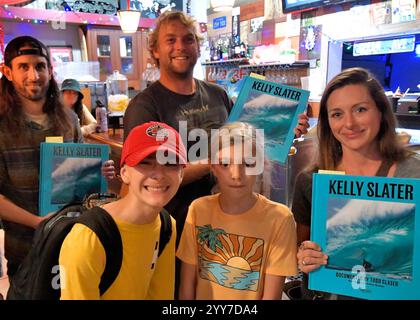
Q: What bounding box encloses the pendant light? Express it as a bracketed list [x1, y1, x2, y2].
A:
[117, 0, 141, 34]
[211, 0, 235, 12]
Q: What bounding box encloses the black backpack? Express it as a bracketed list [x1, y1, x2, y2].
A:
[7, 193, 172, 300]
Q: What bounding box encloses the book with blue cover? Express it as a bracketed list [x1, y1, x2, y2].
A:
[309, 173, 420, 299]
[39, 142, 109, 216]
[227, 75, 309, 164]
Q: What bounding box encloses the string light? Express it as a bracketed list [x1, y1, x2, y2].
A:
[0, 4, 122, 28]
[0, 20, 4, 61]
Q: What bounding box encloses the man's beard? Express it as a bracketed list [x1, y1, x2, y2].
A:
[18, 83, 49, 102]
[166, 55, 197, 79]
[170, 68, 193, 80]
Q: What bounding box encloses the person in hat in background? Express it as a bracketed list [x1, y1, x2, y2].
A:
[61, 78, 97, 137]
[0, 36, 83, 294]
[59, 121, 186, 299]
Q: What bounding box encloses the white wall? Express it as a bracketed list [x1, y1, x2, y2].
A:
[190, 1, 210, 80]
[191, 1, 209, 23]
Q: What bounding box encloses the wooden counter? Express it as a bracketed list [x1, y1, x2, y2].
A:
[85, 129, 124, 151]
[85, 129, 124, 195]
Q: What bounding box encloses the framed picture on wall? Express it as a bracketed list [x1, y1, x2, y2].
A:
[48, 46, 73, 67]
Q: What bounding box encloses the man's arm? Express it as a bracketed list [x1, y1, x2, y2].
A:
[294, 112, 310, 138]
[0, 194, 42, 229]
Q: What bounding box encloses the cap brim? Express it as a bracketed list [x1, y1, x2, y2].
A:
[123, 145, 187, 167]
[61, 87, 84, 99]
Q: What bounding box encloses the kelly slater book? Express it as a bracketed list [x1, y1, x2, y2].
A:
[38, 142, 109, 216]
[309, 173, 420, 299]
[227, 75, 309, 164]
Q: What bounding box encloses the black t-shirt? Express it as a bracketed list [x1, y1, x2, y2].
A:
[124, 79, 233, 143]
[123, 78, 233, 244]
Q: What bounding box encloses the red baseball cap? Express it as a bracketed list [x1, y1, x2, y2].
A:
[120, 122, 187, 167]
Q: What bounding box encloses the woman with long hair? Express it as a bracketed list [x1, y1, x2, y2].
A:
[292, 67, 420, 299]
[61, 79, 97, 137]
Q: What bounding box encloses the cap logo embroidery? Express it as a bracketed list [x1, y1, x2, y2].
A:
[146, 124, 169, 141]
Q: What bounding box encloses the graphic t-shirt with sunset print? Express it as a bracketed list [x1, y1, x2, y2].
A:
[176, 194, 298, 300]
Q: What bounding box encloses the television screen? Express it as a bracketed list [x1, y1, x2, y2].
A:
[281, 0, 356, 14]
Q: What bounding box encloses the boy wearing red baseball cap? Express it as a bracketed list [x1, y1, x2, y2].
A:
[59, 122, 186, 299]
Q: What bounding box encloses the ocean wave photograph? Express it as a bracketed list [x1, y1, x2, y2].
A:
[51, 157, 102, 204]
[238, 92, 298, 160]
[325, 198, 415, 280]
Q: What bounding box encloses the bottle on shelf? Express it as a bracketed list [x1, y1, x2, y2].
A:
[208, 67, 216, 83]
[95, 100, 108, 133]
[240, 41, 247, 58]
[234, 38, 241, 59]
[217, 38, 223, 61]
[210, 40, 218, 62]
[228, 38, 235, 60]
[222, 37, 229, 61]
[232, 14, 241, 59]
[210, 41, 215, 62]
[126, 40, 132, 57]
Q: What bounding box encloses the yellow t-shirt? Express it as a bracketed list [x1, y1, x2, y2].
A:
[176, 194, 298, 300]
[59, 212, 176, 300]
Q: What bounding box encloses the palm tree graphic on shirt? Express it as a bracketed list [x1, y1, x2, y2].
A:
[196, 224, 264, 291]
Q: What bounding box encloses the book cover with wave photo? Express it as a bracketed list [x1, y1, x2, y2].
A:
[309, 173, 420, 299]
[39, 142, 109, 216]
[227, 75, 309, 164]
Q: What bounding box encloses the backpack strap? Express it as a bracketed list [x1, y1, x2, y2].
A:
[77, 207, 123, 296]
[158, 208, 172, 257]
